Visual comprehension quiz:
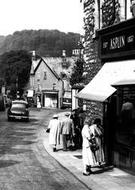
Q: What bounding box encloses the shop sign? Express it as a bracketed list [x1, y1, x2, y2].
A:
[98, 20, 135, 59]
[101, 31, 135, 59]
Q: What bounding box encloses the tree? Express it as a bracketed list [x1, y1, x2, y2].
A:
[0, 29, 80, 57]
[0, 50, 32, 97]
[70, 59, 84, 87]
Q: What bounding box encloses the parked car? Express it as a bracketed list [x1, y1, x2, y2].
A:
[7, 100, 29, 121]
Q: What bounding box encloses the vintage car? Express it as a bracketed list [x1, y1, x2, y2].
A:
[7, 100, 29, 121]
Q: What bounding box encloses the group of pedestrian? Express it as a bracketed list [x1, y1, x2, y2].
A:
[46, 111, 105, 176]
[47, 112, 75, 152]
[82, 118, 105, 176]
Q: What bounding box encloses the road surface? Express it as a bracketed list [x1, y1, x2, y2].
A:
[0, 108, 89, 190]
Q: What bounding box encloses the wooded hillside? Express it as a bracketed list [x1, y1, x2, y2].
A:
[0, 30, 80, 57]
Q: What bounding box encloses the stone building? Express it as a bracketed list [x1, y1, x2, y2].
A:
[78, 0, 135, 173]
[79, 0, 134, 121]
[26, 52, 77, 109]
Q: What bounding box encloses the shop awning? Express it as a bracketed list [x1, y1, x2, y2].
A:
[76, 60, 135, 102]
[112, 78, 135, 86]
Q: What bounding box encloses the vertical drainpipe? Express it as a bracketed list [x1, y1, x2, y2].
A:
[97, 0, 101, 29]
[61, 79, 64, 109]
[125, 0, 127, 20]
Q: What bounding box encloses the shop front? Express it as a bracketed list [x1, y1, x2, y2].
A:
[42, 90, 58, 108]
[98, 17, 135, 174]
[78, 17, 135, 174]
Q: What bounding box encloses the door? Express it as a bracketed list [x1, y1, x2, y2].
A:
[113, 86, 135, 173]
[104, 95, 117, 166]
[44, 93, 58, 108]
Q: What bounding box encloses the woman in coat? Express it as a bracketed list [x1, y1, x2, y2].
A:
[47, 114, 61, 152]
[90, 118, 105, 166]
[81, 119, 96, 176]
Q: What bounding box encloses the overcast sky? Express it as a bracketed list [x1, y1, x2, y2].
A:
[0, 0, 84, 36]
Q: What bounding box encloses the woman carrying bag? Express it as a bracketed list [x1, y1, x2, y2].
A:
[81, 119, 97, 176]
[46, 114, 61, 152]
[90, 118, 105, 167]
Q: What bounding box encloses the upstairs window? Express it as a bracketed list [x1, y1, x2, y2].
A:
[128, 0, 135, 18]
[44, 72, 47, 80]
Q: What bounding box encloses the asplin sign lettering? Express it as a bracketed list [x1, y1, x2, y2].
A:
[101, 31, 135, 59]
[110, 36, 125, 50]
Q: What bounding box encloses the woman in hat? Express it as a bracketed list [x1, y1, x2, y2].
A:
[47, 114, 61, 152]
[81, 118, 96, 175]
[90, 118, 105, 167]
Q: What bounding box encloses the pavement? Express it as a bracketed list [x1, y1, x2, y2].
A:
[43, 111, 135, 190]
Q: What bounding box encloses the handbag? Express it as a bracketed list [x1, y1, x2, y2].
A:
[46, 128, 50, 133]
[89, 137, 99, 152]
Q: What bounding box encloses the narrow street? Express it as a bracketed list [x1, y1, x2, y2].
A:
[0, 108, 89, 190]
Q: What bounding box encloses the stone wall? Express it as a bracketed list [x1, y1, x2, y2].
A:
[81, 0, 128, 122]
[82, 0, 103, 121]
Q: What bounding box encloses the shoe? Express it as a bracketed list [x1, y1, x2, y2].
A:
[98, 162, 104, 168]
[86, 165, 92, 173]
[83, 172, 90, 176]
[53, 148, 56, 152]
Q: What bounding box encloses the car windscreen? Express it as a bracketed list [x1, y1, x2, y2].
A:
[12, 103, 26, 109]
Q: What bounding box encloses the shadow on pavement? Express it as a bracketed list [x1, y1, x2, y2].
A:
[0, 146, 32, 155]
[92, 165, 114, 174]
[10, 131, 36, 137]
[0, 160, 20, 168]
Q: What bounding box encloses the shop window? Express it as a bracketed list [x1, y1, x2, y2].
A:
[130, 0, 135, 17]
[124, 0, 135, 20]
[126, 0, 132, 19]
[116, 87, 135, 148]
[94, 0, 102, 30]
[117, 0, 135, 20]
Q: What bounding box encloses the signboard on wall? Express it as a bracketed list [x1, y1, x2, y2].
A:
[97, 18, 135, 60]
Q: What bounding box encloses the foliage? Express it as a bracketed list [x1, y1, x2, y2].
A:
[0, 50, 32, 97]
[102, 0, 120, 28]
[70, 59, 84, 86]
[0, 30, 80, 57]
